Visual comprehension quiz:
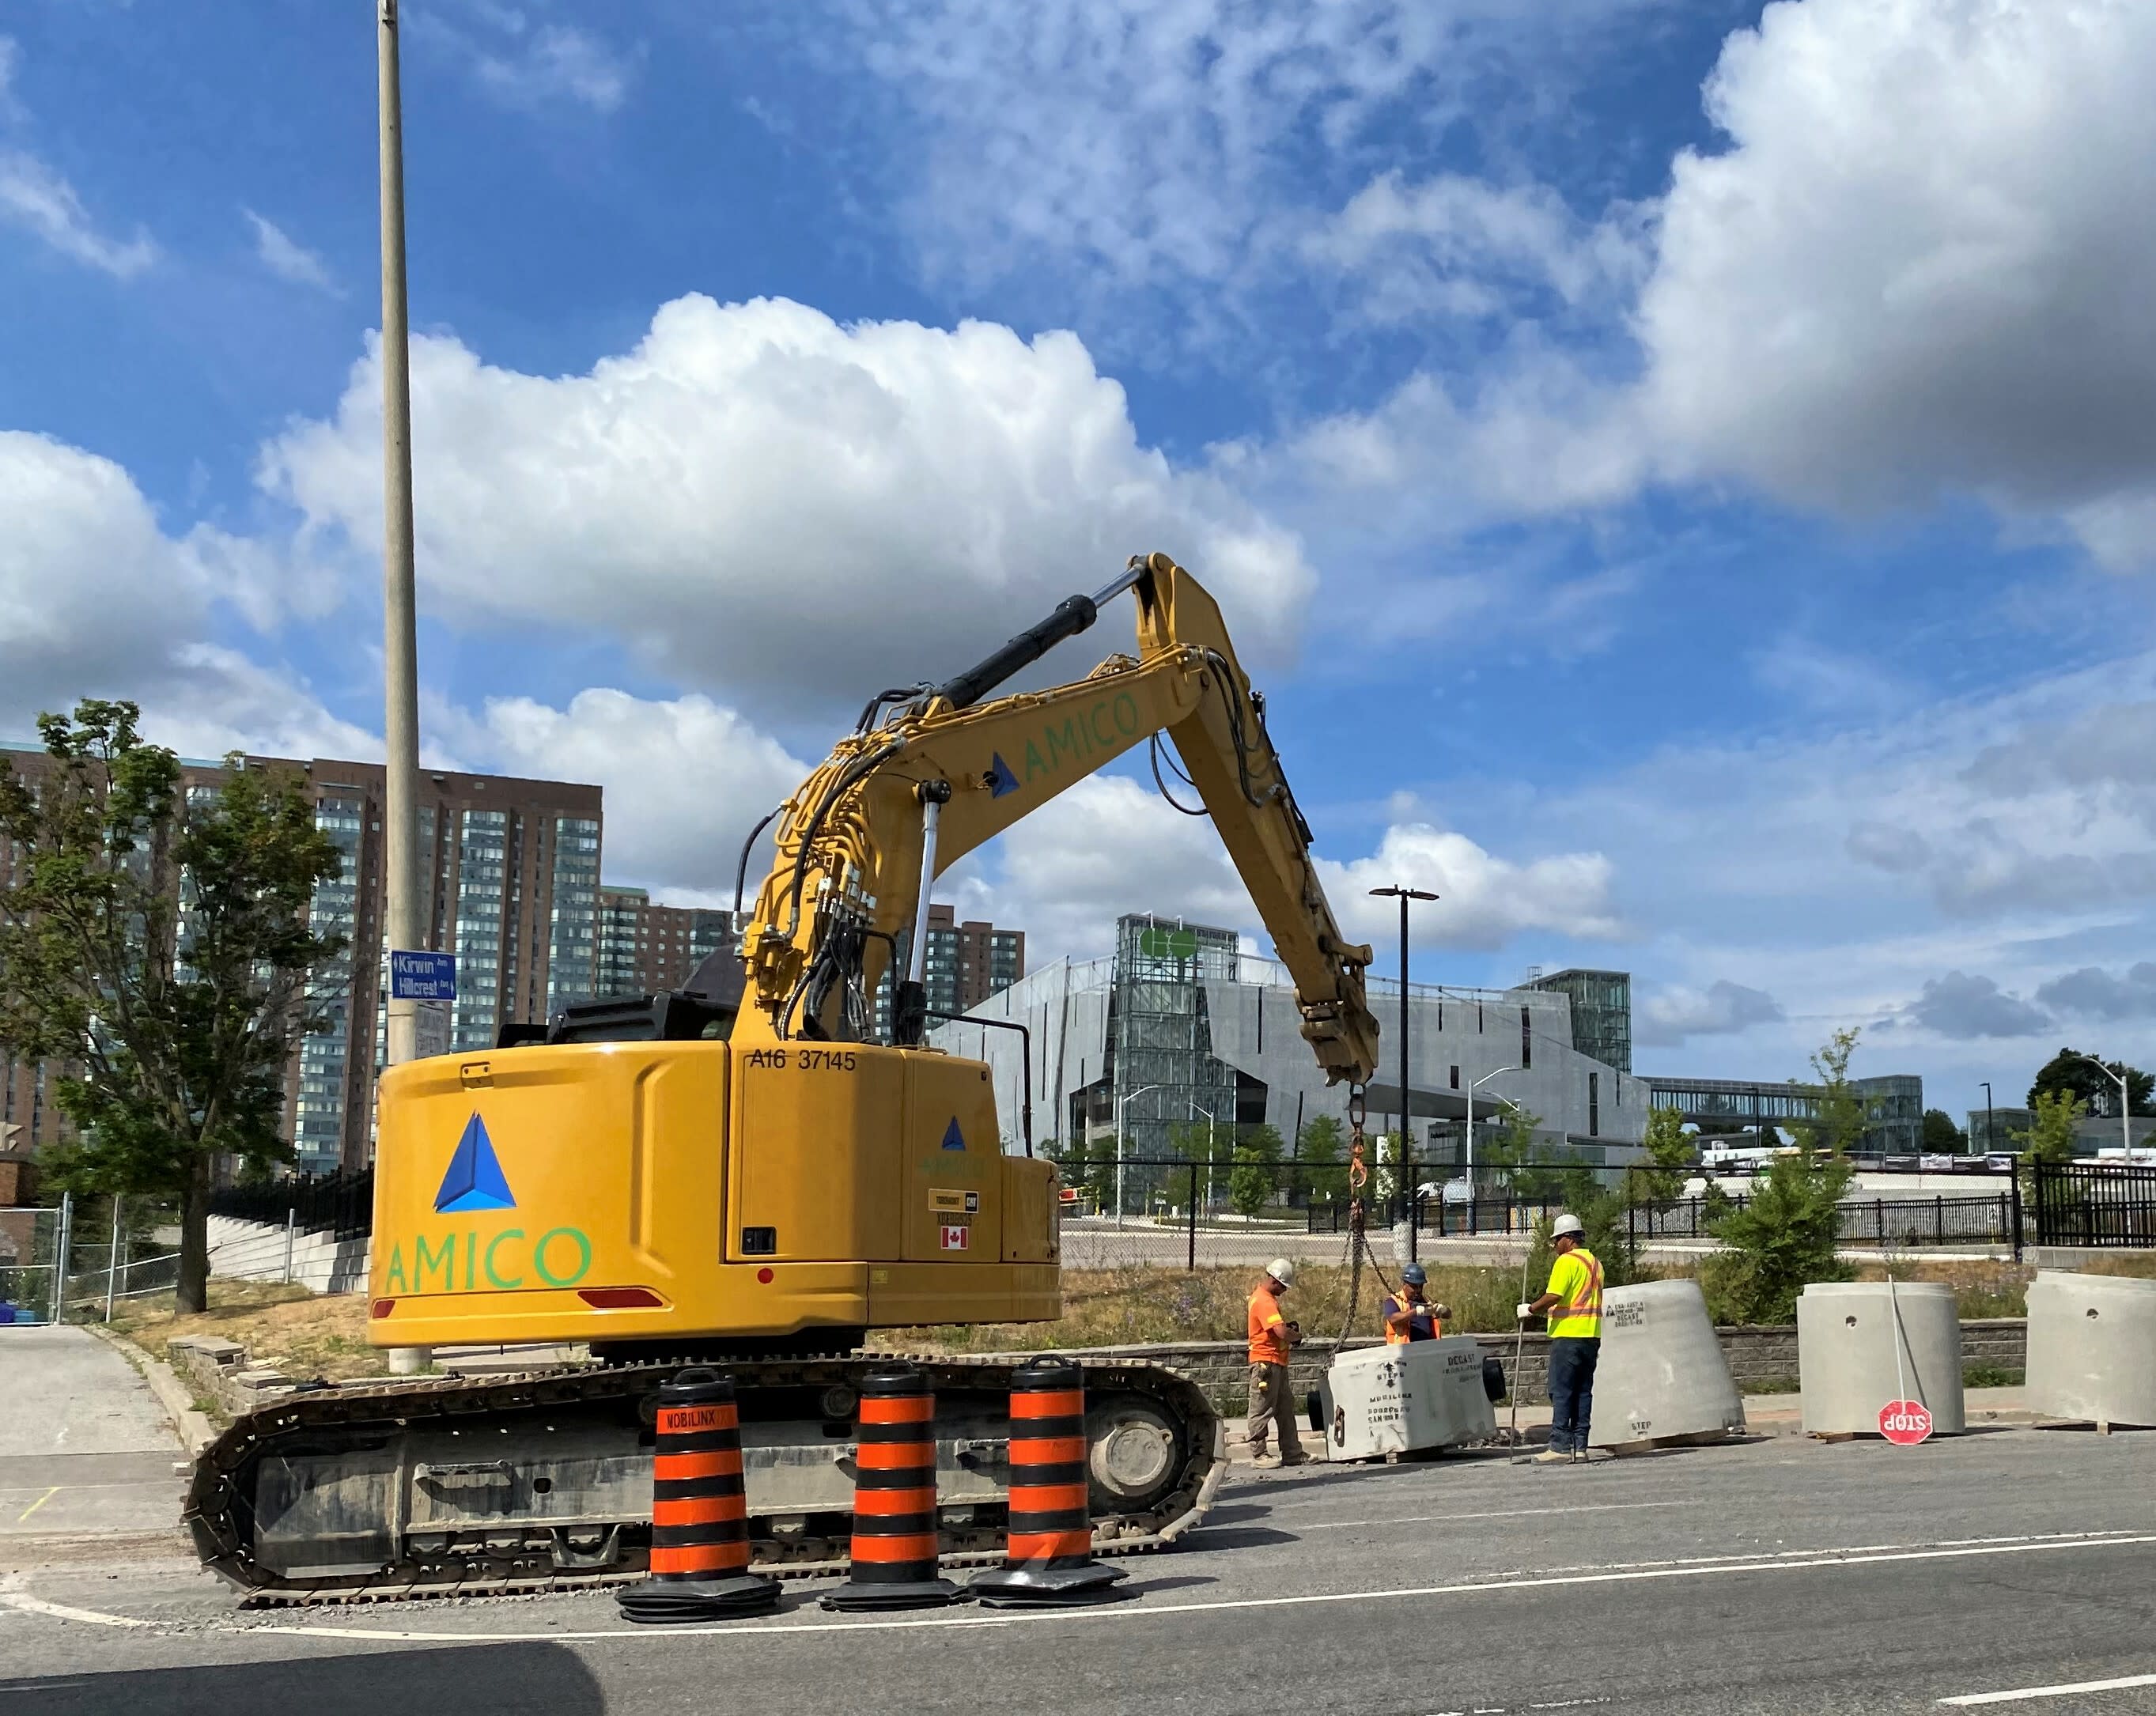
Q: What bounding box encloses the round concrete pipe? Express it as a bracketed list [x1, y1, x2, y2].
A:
[1798, 1280, 1965, 1437]
[1587, 1279, 1746, 1450]
[2026, 1270, 2156, 1429]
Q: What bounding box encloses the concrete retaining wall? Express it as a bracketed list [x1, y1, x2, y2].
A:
[206, 1214, 370, 1295]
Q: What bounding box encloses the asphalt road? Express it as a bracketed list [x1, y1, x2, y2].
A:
[4, 1420, 2154, 1715]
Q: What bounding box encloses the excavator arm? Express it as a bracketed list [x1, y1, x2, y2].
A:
[739, 551, 1380, 1086]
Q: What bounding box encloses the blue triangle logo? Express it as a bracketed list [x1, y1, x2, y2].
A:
[941, 1117, 966, 1152]
[435, 1113, 516, 1213]
[986, 753, 1020, 798]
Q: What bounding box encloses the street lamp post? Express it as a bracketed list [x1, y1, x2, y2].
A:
[1190, 1101, 1220, 1215]
[1370, 886, 1438, 1262]
[1980, 1080, 1993, 1159]
[1113, 1083, 1164, 1229]
[2067, 1054, 2134, 1160]
[1464, 1065, 1519, 1187]
[377, 1, 422, 1072]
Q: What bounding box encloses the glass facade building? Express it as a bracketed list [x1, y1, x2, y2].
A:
[1527, 969, 1632, 1073]
[1646, 1072, 1925, 1155]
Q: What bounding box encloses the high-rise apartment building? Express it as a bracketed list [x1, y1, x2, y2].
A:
[596, 887, 738, 998]
[872, 903, 1026, 1038]
[1, 743, 603, 1176]
[304, 760, 603, 1172]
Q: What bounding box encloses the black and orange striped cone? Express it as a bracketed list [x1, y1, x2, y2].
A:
[969, 1355, 1126, 1608]
[821, 1363, 963, 1610]
[618, 1366, 781, 1623]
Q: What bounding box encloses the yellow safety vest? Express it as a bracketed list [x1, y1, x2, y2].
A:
[1546, 1248, 1603, 1339]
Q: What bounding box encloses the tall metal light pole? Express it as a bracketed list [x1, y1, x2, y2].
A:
[2067, 1053, 2133, 1160]
[1369, 886, 1437, 1262]
[1113, 1082, 1163, 1229]
[1980, 1080, 1993, 1159]
[1464, 1064, 1518, 1186]
[378, 0, 422, 1070]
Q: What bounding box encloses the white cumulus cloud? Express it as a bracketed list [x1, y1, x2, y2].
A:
[1636, 979, 1785, 1049]
[465, 688, 810, 903]
[1638, 0, 2156, 564]
[261, 295, 1314, 714]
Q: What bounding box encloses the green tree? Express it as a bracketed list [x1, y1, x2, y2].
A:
[1699, 1030, 1863, 1324]
[2013, 1089, 2084, 1165]
[2028, 1048, 2153, 1117]
[1628, 1106, 1696, 1210]
[1227, 1122, 1284, 1219]
[1295, 1112, 1347, 1203]
[0, 702, 345, 1312]
[1920, 1109, 1967, 1154]
[1478, 1103, 1544, 1191]
[1795, 1026, 1869, 1155]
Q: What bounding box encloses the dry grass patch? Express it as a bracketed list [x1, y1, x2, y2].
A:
[876, 1261, 1531, 1353]
[111, 1278, 385, 1381]
[2083, 1253, 2156, 1280]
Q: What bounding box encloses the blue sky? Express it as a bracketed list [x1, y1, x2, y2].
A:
[6, 0, 2156, 1122]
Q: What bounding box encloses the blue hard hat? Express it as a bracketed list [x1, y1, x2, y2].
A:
[1401, 1263, 1427, 1287]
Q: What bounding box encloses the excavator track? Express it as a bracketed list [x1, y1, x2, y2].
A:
[184, 1352, 1225, 1605]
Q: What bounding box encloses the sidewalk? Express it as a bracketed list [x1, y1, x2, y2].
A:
[0, 1325, 183, 1555]
[1238, 1385, 2039, 1462]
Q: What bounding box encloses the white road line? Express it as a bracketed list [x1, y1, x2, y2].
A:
[1940, 1671, 2156, 1707]
[0, 1573, 154, 1629]
[1949, 1673, 2156, 1707]
[1300, 1502, 1684, 1530]
[222, 1529, 2156, 1646]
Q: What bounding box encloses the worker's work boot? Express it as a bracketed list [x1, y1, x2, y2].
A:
[1530, 1449, 1572, 1465]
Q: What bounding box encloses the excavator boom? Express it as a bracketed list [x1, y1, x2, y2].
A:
[743, 550, 1379, 1082]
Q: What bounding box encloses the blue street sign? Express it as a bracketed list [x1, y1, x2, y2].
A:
[389, 949, 457, 1002]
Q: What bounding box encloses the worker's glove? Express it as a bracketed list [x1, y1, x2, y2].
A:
[1515, 1302, 1534, 1322]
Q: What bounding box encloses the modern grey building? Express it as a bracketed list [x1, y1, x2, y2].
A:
[928, 914, 1649, 1200]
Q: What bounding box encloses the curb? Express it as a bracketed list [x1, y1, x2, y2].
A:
[85, 1322, 218, 1456]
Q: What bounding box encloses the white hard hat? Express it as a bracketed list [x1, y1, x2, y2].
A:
[1552, 1212, 1585, 1238]
[1267, 1257, 1296, 1287]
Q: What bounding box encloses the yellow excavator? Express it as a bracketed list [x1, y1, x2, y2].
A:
[184, 551, 1379, 1600]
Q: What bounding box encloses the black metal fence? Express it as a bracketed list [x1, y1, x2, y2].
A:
[208, 1168, 375, 1242]
[2031, 1161, 2156, 1249]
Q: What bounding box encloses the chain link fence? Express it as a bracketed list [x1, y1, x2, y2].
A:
[0, 1195, 180, 1323]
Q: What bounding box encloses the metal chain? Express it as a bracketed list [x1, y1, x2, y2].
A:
[1337, 1084, 1372, 1348]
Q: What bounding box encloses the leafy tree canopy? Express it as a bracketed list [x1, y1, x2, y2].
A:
[2028, 1048, 2153, 1118]
[0, 701, 346, 1311]
[1921, 1108, 1969, 1154]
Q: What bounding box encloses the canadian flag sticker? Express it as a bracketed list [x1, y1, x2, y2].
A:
[939, 1223, 970, 1252]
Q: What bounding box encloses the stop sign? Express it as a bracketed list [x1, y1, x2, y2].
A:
[1878, 1399, 1934, 1445]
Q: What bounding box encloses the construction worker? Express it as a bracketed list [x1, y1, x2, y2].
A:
[1246, 1257, 1307, 1467]
[1518, 1211, 1603, 1464]
[1381, 1263, 1446, 1344]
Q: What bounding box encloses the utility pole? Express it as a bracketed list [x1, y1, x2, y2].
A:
[1980, 1080, 1993, 1158]
[1370, 886, 1437, 1262]
[378, 0, 422, 1070]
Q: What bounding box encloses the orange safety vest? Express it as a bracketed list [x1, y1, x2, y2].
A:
[1381, 1294, 1443, 1344]
[1247, 1287, 1291, 1365]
